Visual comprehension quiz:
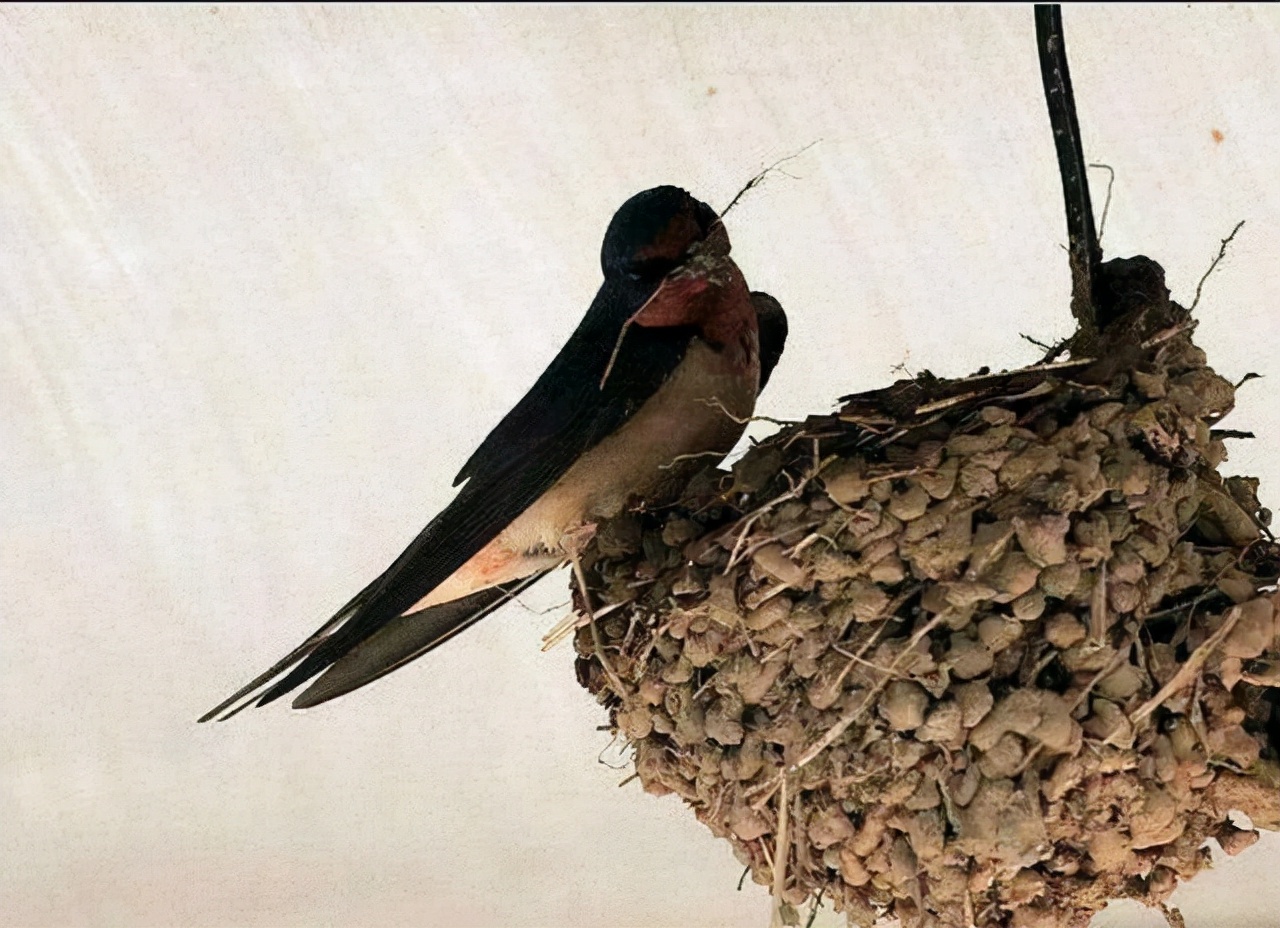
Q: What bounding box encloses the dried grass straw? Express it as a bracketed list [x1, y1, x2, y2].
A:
[571, 256, 1280, 928]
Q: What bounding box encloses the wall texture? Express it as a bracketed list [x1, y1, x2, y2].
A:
[3, 6, 1278, 926]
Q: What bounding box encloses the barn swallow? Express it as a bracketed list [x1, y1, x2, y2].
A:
[201, 186, 787, 721]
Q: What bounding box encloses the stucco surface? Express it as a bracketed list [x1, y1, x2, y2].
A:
[3, 6, 1279, 926]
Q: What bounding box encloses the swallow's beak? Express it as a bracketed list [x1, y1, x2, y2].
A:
[631, 224, 735, 331]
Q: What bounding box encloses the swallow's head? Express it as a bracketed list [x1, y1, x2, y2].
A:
[601, 186, 723, 282]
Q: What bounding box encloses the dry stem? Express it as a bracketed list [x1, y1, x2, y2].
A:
[568, 548, 629, 696]
[769, 775, 791, 928]
[1130, 605, 1243, 725]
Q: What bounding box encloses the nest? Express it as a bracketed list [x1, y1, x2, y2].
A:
[571, 257, 1280, 928]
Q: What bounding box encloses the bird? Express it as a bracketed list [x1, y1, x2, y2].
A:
[201, 185, 787, 721]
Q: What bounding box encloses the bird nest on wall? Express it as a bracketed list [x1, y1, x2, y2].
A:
[571, 255, 1280, 928]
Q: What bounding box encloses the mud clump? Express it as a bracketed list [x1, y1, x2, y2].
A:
[572, 258, 1280, 927]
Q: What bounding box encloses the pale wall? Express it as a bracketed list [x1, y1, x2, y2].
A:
[4, 6, 1279, 927]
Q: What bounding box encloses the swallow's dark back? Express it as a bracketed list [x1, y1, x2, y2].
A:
[249, 234, 701, 707]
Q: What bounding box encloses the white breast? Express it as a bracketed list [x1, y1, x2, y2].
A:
[412, 336, 759, 610]
[518, 335, 759, 540]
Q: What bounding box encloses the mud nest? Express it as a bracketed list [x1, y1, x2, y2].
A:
[571, 257, 1280, 928]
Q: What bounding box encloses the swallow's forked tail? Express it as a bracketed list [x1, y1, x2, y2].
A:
[199, 570, 551, 721]
[201, 288, 787, 722]
[291, 569, 552, 709]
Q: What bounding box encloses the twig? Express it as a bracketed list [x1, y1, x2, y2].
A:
[1189, 220, 1246, 312]
[596, 732, 630, 770]
[803, 890, 824, 928]
[600, 281, 670, 389]
[1130, 604, 1243, 725]
[724, 456, 836, 571]
[1014, 636, 1133, 777]
[1073, 637, 1134, 713]
[1088, 559, 1108, 643]
[540, 599, 629, 651]
[789, 614, 944, 774]
[769, 776, 791, 928]
[1035, 5, 1102, 334]
[725, 514, 765, 572]
[568, 547, 629, 696]
[721, 140, 821, 218]
[1141, 320, 1197, 350]
[785, 529, 837, 559]
[872, 357, 1097, 411]
[1088, 162, 1115, 241]
[913, 390, 985, 416]
[696, 396, 796, 428]
[867, 467, 929, 486]
[657, 449, 729, 471]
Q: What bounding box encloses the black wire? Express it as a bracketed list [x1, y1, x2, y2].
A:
[1034, 5, 1102, 335]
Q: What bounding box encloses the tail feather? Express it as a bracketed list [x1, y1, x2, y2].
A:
[200, 472, 548, 722]
[291, 569, 553, 710]
[197, 580, 378, 723]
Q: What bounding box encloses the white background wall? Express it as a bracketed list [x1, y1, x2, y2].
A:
[3, 6, 1278, 927]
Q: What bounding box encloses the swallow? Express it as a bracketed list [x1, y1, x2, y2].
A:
[201, 186, 787, 721]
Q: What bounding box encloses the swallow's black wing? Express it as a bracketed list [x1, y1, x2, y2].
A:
[751, 291, 788, 392]
[289, 569, 555, 710]
[286, 292, 788, 712]
[200, 277, 695, 721]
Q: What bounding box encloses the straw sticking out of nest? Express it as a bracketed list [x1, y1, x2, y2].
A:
[571, 256, 1279, 928]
